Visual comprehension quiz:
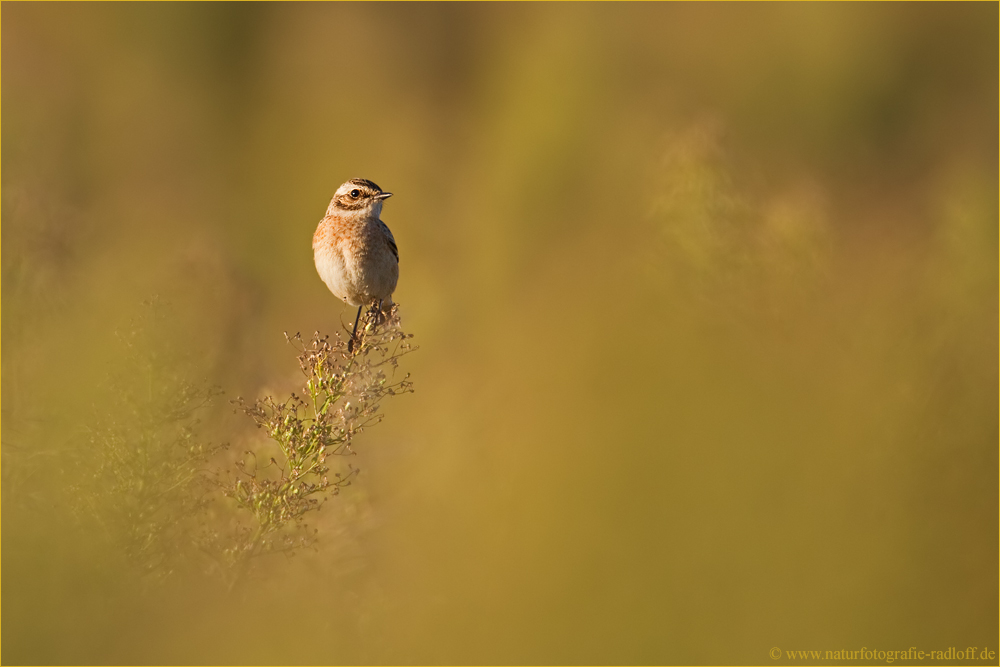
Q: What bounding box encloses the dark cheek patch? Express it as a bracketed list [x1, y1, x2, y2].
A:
[338, 197, 365, 210]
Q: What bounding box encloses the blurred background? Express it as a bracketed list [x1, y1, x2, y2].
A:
[2, 3, 997, 664]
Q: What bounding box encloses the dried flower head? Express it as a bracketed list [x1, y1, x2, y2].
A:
[221, 304, 414, 586]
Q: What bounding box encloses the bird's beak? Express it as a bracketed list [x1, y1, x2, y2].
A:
[378, 192, 393, 200]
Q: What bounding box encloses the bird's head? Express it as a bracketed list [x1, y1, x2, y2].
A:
[328, 178, 393, 217]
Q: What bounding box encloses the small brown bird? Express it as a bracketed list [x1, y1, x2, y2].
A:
[313, 178, 399, 351]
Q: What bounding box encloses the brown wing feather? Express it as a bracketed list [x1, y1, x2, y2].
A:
[381, 221, 399, 263]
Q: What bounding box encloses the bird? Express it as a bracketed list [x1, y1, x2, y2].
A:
[313, 178, 399, 352]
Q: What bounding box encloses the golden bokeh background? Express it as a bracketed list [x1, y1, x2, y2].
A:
[3, 3, 997, 664]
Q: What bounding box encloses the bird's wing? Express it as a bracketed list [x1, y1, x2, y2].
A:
[381, 221, 399, 263]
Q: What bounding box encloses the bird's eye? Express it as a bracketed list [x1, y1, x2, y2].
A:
[349, 189, 360, 198]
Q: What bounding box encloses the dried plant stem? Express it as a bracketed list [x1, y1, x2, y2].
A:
[222, 305, 414, 587]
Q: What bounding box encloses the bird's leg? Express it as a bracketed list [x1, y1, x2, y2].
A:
[347, 305, 363, 354]
[364, 299, 385, 330]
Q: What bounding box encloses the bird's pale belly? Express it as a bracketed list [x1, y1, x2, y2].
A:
[314, 244, 397, 307]
[314, 246, 353, 304]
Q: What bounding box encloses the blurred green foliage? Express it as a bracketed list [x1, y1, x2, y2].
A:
[71, 298, 227, 580]
[2, 3, 996, 664]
